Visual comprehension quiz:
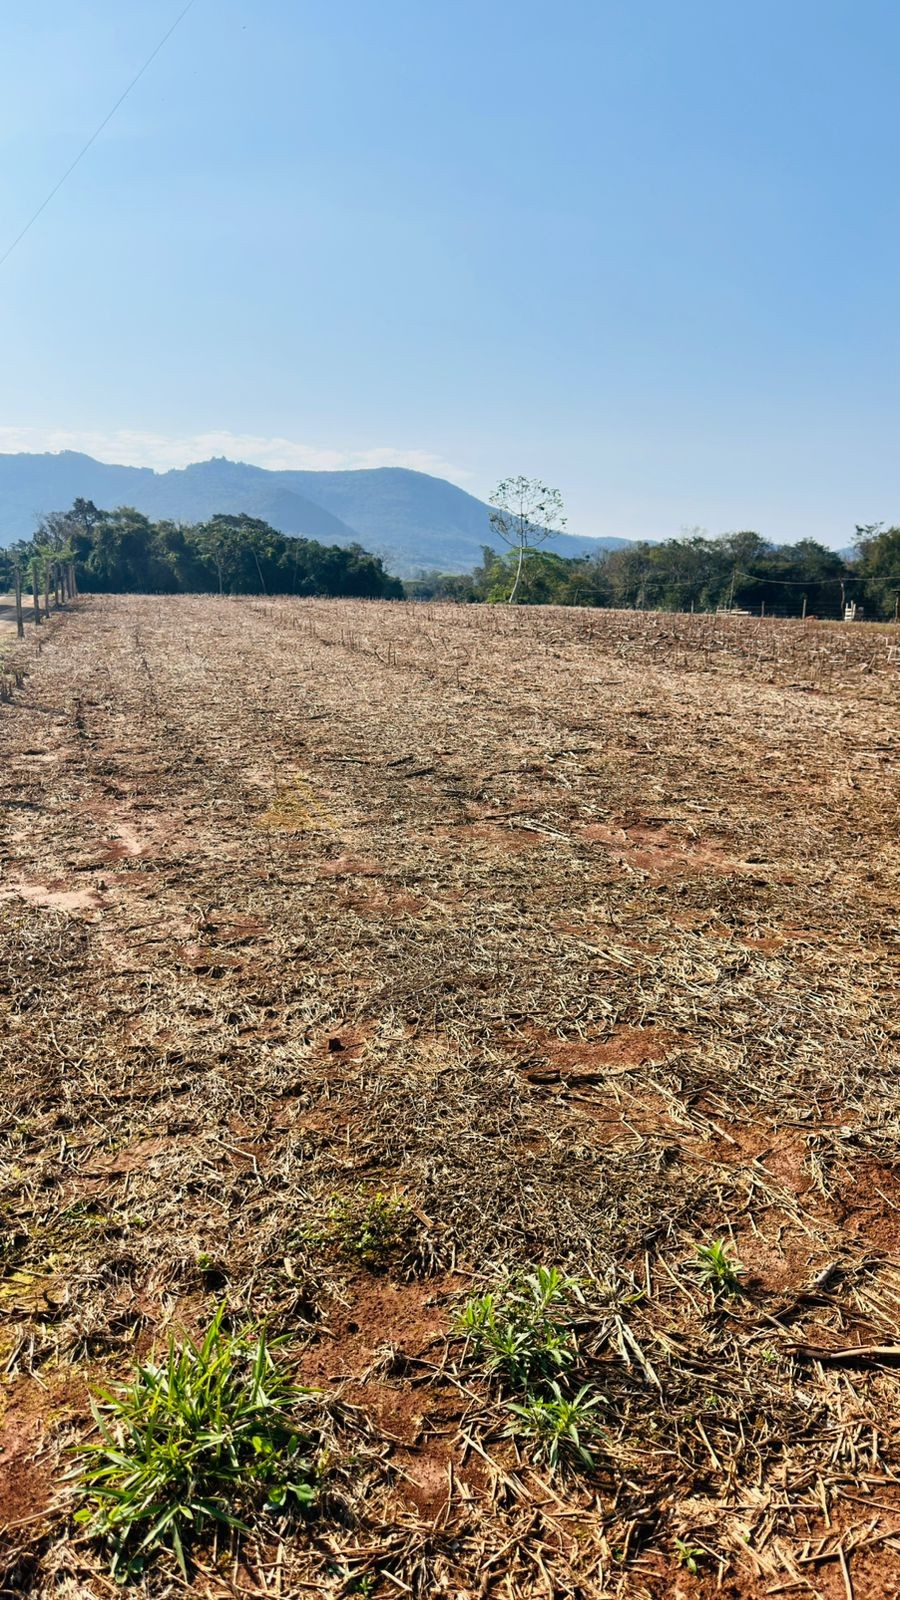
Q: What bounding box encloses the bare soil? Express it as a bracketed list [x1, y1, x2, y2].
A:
[0, 595, 898, 1597]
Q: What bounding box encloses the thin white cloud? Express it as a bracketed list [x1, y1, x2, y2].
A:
[0, 426, 471, 481]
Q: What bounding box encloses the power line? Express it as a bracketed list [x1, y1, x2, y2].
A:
[0, 0, 198, 272]
[616, 568, 864, 592]
[733, 569, 855, 588]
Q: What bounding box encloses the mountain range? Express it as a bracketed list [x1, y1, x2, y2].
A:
[0, 452, 631, 576]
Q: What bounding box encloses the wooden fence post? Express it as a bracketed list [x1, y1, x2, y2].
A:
[43, 562, 50, 618]
[31, 564, 41, 624]
[14, 566, 24, 638]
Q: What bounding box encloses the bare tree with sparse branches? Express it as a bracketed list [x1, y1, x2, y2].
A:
[488, 476, 566, 603]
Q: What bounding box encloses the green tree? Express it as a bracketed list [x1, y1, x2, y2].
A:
[81, 507, 174, 591]
[192, 514, 283, 594]
[602, 542, 655, 608]
[855, 524, 900, 618]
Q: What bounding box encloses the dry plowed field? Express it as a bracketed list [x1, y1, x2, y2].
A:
[1, 596, 898, 1598]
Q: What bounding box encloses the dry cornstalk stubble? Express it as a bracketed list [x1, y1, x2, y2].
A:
[0, 594, 898, 1598]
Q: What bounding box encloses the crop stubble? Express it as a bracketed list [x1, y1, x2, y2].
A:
[0, 595, 898, 1598]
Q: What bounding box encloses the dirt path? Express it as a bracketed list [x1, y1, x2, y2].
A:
[0, 596, 898, 1598]
[0, 593, 44, 637]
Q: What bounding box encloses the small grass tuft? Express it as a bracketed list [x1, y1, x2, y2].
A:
[75, 1304, 326, 1579]
[695, 1238, 745, 1296]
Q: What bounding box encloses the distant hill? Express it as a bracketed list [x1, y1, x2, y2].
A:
[0, 452, 633, 576]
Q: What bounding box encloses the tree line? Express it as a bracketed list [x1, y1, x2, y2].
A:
[407, 524, 900, 619]
[0, 500, 403, 600]
[1, 497, 898, 618]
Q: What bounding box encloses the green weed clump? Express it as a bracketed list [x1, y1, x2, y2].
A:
[457, 1266, 605, 1472]
[457, 1265, 580, 1388]
[324, 1190, 419, 1271]
[695, 1238, 745, 1297]
[75, 1305, 325, 1579]
[506, 1381, 604, 1470]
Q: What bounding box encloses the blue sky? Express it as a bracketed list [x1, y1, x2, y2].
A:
[1, 0, 898, 547]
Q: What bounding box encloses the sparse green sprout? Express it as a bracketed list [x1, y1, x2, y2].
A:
[695, 1238, 744, 1296]
[457, 1266, 581, 1389]
[329, 1570, 377, 1598]
[325, 1189, 419, 1270]
[674, 1539, 705, 1574]
[505, 1381, 604, 1471]
[194, 1249, 229, 1289]
[347, 1576, 376, 1596]
[75, 1305, 324, 1579]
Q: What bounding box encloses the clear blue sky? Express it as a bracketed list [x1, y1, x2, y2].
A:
[1, 0, 898, 547]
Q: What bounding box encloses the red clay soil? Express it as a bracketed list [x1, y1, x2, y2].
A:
[0, 1369, 88, 1535]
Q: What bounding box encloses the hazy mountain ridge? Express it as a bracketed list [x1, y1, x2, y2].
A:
[0, 452, 631, 576]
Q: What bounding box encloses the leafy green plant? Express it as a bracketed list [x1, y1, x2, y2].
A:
[456, 1266, 581, 1389]
[324, 1190, 419, 1270]
[75, 1304, 325, 1579]
[695, 1239, 745, 1296]
[505, 1381, 604, 1470]
[456, 1267, 609, 1474]
[674, 1539, 705, 1574]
